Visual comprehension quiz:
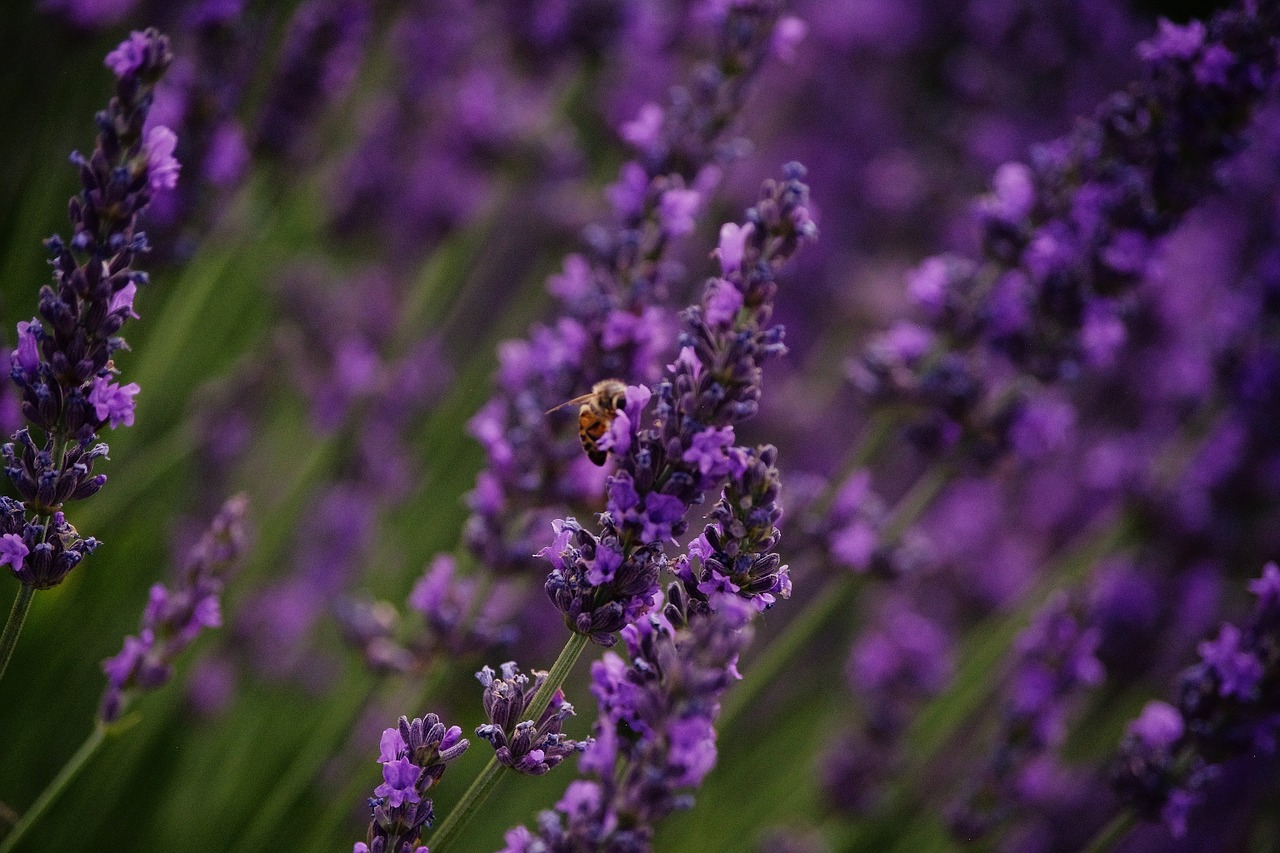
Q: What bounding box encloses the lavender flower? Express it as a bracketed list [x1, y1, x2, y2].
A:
[542, 165, 815, 645]
[136, 2, 256, 249]
[0, 29, 177, 590]
[356, 713, 469, 853]
[464, 1, 790, 579]
[475, 661, 589, 776]
[499, 595, 756, 852]
[99, 494, 249, 723]
[667, 444, 790, 621]
[851, 1, 1280, 462]
[1112, 562, 1280, 840]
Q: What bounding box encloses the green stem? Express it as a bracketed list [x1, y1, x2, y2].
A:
[431, 758, 506, 852]
[527, 632, 590, 723]
[0, 583, 35, 687]
[429, 632, 590, 852]
[1080, 812, 1136, 853]
[0, 724, 105, 853]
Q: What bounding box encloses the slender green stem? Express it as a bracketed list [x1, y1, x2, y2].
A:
[526, 632, 590, 723]
[429, 632, 590, 852]
[0, 583, 35, 687]
[0, 724, 105, 853]
[1080, 811, 1136, 853]
[430, 758, 506, 853]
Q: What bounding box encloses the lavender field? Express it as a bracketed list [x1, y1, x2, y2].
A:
[3, 1, 1280, 851]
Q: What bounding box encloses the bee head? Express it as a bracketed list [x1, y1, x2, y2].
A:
[595, 378, 628, 413]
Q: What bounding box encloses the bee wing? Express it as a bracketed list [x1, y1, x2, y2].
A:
[545, 393, 594, 415]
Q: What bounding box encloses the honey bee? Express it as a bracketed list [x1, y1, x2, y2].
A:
[546, 378, 628, 466]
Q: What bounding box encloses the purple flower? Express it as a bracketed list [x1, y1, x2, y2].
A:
[547, 254, 592, 301]
[621, 102, 665, 153]
[605, 161, 649, 218]
[356, 712, 468, 853]
[374, 757, 423, 808]
[5, 28, 176, 591]
[99, 495, 248, 723]
[0, 533, 29, 574]
[771, 15, 807, 62]
[852, 1, 1280, 466]
[108, 283, 140, 320]
[1113, 564, 1280, 838]
[1197, 624, 1263, 699]
[13, 321, 39, 377]
[462, 1, 790, 587]
[508, 596, 756, 848]
[474, 661, 589, 775]
[977, 161, 1036, 223]
[704, 279, 745, 327]
[1162, 788, 1198, 840]
[1248, 562, 1280, 608]
[665, 715, 717, 786]
[104, 31, 152, 78]
[378, 727, 407, 763]
[1195, 43, 1235, 87]
[681, 426, 738, 477]
[89, 378, 141, 429]
[1129, 701, 1184, 750]
[102, 632, 151, 689]
[906, 256, 951, 317]
[658, 187, 701, 237]
[1136, 18, 1205, 63]
[715, 222, 754, 274]
[953, 594, 1103, 837]
[545, 166, 814, 642]
[145, 126, 181, 191]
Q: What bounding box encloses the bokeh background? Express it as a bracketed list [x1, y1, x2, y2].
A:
[3, 1, 1278, 851]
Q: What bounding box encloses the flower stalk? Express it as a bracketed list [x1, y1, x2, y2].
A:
[428, 632, 589, 852]
[0, 583, 34, 686]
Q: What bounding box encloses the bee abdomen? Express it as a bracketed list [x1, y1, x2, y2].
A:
[580, 412, 610, 466]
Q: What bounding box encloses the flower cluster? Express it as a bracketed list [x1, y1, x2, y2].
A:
[99, 494, 249, 723]
[805, 8, 1280, 833]
[542, 165, 815, 645]
[475, 661, 589, 776]
[464, 1, 791, 578]
[851, 4, 1280, 463]
[0, 28, 178, 590]
[668, 443, 789, 620]
[356, 713, 469, 853]
[1112, 562, 1280, 839]
[499, 595, 756, 852]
